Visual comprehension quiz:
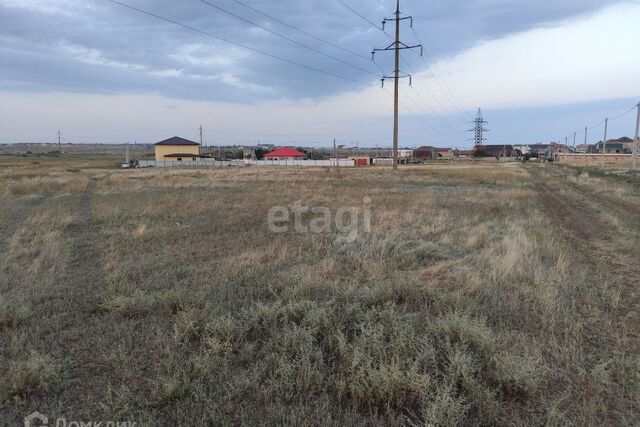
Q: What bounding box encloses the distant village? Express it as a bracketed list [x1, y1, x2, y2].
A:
[1, 136, 635, 167]
[144, 134, 640, 165]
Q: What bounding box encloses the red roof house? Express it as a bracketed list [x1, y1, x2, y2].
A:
[264, 147, 307, 160]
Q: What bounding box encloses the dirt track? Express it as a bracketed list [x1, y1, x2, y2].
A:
[529, 164, 640, 354]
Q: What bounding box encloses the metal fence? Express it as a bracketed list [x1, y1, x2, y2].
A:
[138, 160, 244, 168]
[555, 153, 634, 164]
[251, 159, 355, 167]
[137, 159, 356, 168]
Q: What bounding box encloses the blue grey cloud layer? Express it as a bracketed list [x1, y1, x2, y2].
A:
[0, 0, 622, 102]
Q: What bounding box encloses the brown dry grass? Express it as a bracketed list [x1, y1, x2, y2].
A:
[0, 157, 638, 425]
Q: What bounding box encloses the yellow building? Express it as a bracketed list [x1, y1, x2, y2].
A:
[154, 136, 201, 161]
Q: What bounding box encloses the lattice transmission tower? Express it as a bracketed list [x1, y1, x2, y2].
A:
[469, 108, 489, 146]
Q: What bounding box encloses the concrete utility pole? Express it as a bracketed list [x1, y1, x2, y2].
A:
[372, 0, 422, 171]
[333, 138, 337, 167]
[602, 118, 608, 169]
[392, 4, 400, 171]
[573, 132, 576, 158]
[199, 125, 204, 156]
[634, 102, 640, 170]
[57, 130, 61, 152]
[584, 126, 588, 153]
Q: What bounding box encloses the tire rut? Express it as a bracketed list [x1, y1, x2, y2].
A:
[531, 166, 639, 353]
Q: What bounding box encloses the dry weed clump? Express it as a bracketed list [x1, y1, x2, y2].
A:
[0, 300, 31, 329]
[0, 352, 61, 403]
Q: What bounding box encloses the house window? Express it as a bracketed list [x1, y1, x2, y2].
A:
[177, 158, 182, 161]
[192, 157, 196, 161]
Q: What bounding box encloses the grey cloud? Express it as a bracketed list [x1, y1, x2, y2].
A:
[0, 0, 626, 102]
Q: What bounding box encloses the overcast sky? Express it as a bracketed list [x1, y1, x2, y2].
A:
[1, 0, 639, 147]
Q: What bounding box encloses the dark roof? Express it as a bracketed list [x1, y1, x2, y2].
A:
[482, 145, 514, 150]
[264, 147, 307, 158]
[614, 137, 633, 143]
[155, 136, 200, 146]
[597, 142, 625, 149]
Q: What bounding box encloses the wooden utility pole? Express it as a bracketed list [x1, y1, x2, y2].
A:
[602, 118, 608, 169]
[57, 130, 61, 152]
[573, 132, 576, 158]
[372, 0, 422, 171]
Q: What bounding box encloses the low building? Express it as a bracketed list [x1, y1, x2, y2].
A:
[350, 156, 372, 166]
[456, 149, 475, 159]
[155, 136, 201, 161]
[548, 142, 571, 154]
[264, 147, 308, 160]
[529, 144, 551, 157]
[594, 141, 631, 154]
[614, 137, 635, 151]
[481, 145, 516, 158]
[397, 149, 414, 158]
[574, 144, 588, 154]
[435, 148, 454, 159]
[414, 146, 437, 160]
[513, 145, 531, 156]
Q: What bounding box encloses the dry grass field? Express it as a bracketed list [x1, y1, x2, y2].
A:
[1, 157, 639, 425]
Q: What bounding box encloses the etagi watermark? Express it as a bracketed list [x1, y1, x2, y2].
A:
[24, 411, 140, 427]
[267, 197, 372, 242]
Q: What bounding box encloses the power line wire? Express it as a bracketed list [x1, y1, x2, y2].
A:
[104, 0, 366, 84]
[400, 18, 470, 121]
[227, 0, 371, 61]
[334, 0, 382, 30]
[336, 0, 469, 129]
[402, 90, 465, 139]
[339, 0, 471, 125]
[400, 54, 469, 128]
[198, 0, 379, 76]
[404, 85, 465, 135]
[383, 87, 464, 143]
[609, 104, 637, 122]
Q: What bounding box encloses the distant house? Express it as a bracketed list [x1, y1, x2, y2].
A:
[456, 149, 475, 159]
[482, 145, 515, 158]
[414, 146, 437, 160]
[574, 144, 594, 154]
[548, 142, 571, 154]
[435, 148, 454, 159]
[264, 147, 308, 160]
[155, 136, 200, 161]
[529, 144, 551, 157]
[614, 137, 635, 152]
[397, 149, 414, 158]
[595, 141, 631, 154]
[513, 145, 531, 155]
